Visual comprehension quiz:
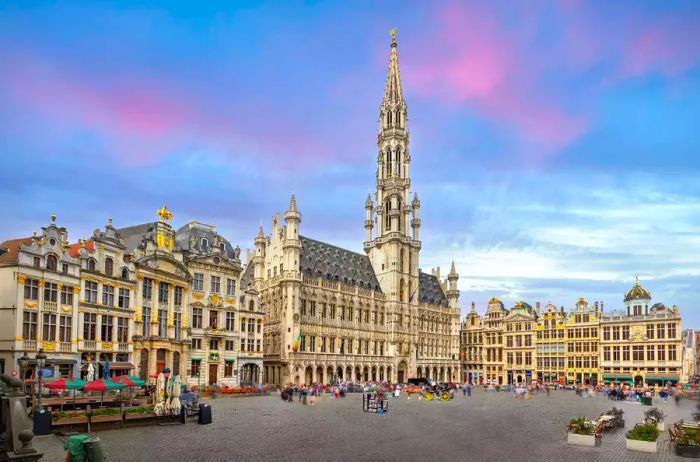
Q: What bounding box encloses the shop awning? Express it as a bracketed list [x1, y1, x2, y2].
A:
[225, 359, 234, 363]
[26, 358, 77, 365]
[602, 376, 632, 381]
[646, 377, 679, 382]
[102, 362, 134, 370]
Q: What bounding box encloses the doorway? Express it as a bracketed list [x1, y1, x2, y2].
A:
[209, 364, 218, 385]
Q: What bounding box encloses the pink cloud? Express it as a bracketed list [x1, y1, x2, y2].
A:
[0, 51, 330, 167]
[405, 3, 586, 159]
[623, 21, 700, 78]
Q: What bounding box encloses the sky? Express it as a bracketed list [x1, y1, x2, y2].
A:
[1, 1, 699, 326]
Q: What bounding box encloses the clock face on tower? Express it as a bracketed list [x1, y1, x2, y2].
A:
[630, 325, 645, 342]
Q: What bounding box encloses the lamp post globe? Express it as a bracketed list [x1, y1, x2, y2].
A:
[18, 351, 30, 379]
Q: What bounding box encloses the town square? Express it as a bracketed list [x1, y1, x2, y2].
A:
[1, 1, 699, 461]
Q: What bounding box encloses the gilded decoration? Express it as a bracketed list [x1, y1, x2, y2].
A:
[42, 341, 55, 352]
[37, 280, 44, 287]
[24, 301, 38, 308]
[210, 294, 221, 306]
[156, 204, 173, 221]
[16, 275, 26, 284]
[61, 306, 71, 313]
[630, 325, 645, 342]
[224, 297, 236, 305]
[192, 293, 205, 301]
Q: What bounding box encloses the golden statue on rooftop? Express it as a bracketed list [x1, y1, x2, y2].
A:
[157, 205, 173, 221]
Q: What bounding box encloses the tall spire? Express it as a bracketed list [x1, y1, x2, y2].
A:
[383, 28, 404, 107]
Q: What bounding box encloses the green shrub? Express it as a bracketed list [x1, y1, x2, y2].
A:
[125, 405, 155, 414]
[87, 408, 121, 417]
[568, 417, 595, 435]
[52, 411, 85, 420]
[626, 423, 659, 442]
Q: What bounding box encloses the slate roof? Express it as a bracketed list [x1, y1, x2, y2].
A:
[299, 235, 380, 292]
[418, 271, 448, 306]
[116, 223, 155, 253]
[174, 222, 237, 260]
[240, 263, 255, 291]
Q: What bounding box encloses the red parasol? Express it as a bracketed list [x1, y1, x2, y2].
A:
[83, 379, 126, 392]
[45, 378, 84, 390]
[692, 383, 698, 389]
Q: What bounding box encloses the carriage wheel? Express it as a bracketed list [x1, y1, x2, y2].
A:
[424, 392, 433, 401]
[441, 391, 450, 401]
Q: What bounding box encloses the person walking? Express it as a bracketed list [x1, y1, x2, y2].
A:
[462, 385, 467, 398]
[467, 385, 472, 397]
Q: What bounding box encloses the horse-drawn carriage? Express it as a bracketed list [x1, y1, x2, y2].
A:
[405, 378, 454, 401]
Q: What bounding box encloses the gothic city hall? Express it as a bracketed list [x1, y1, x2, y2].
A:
[247, 31, 462, 386]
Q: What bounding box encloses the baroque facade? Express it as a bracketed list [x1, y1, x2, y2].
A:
[460, 279, 684, 387]
[246, 31, 461, 387]
[0, 207, 259, 387]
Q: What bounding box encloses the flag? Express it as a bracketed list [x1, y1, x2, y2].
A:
[292, 333, 301, 352]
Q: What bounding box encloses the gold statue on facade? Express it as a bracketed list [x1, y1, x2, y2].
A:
[157, 204, 173, 221]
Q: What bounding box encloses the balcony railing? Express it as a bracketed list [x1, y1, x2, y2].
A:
[23, 340, 37, 350]
[43, 301, 58, 312]
[84, 340, 96, 350]
[59, 342, 72, 352]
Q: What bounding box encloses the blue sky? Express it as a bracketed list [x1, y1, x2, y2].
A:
[1, 1, 699, 325]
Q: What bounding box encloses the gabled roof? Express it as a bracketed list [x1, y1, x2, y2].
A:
[0, 237, 33, 263]
[419, 271, 447, 306]
[116, 223, 155, 253]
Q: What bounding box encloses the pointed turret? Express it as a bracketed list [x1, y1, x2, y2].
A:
[364, 194, 374, 242]
[446, 260, 459, 310]
[382, 28, 405, 108]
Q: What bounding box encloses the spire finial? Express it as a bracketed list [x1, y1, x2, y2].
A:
[157, 205, 173, 221]
[390, 28, 397, 47]
[107, 216, 113, 226]
[289, 194, 297, 212]
[635, 274, 639, 284]
[50, 213, 56, 224]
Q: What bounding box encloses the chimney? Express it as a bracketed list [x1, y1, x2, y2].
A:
[594, 301, 599, 311]
[601, 301, 604, 312]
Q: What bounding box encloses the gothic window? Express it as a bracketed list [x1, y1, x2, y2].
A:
[386, 150, 392, 177]
[395, 149, 401, 176]
[396, 109, 401, 127]
[46, 254, 57, 271]
[388, 111, 392, 125]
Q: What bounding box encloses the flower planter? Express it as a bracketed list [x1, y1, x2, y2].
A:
[52, 416, 87, 426]
[626, 438, 658, 453]
[90, 414, 122, 423]
[676, 444, 700, 458]
[125, 412, 156, 420]
[567, 433, 600, 447]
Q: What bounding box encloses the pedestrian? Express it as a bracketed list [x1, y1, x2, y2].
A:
[675, 393, 681, 406]
[462, 386, 467, 397]
[467, 385, 472, 397]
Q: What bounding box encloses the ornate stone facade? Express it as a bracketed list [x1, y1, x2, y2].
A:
[247, 31, 461, 386]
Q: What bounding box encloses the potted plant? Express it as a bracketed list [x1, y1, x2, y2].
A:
[52, 411, 87, 425]
[672, 421, 700, 458]
[124, 405, 156, 420]
[88, 407, 122, 423]
[626, 423, 659, 453]
[644, 407, 666, 431]
[567, 417, 600, 447]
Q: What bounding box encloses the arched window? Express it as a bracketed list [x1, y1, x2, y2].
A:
[388, 111, 392, 125]
[87, 259, 96, 271]
[249, 300, 255, 311]
[121, 267, 129, 279]
[104, 257, 113, 276]
[200, 238, 208, 251]
[395, 149, 401, 176]
[386, 150, 392, 177]
[396, 109, 401, 127]
[46, 254, 57, 271]
[400, 249, 405, 273]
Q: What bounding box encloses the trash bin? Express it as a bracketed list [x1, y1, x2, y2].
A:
[83, 437, 106, 461]
[33, 409, 52, 436]
[198, 403, 212, 425]
[64, 434, 90, 462]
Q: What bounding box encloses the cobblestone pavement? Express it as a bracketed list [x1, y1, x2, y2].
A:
[33, 389, 698, 461]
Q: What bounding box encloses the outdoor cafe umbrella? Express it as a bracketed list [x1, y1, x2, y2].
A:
[113, 375, 146, 406]
[83, 378, 126, 406]
[154, 373, 166, 416]
[86, 363, 95, 382]
[46, 377, 86, 409]
[170, 375, 181, 416]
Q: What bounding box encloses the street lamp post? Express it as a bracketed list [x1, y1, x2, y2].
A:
[35, 349, 47, 414]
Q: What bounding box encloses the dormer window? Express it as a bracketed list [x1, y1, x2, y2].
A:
[200, 238, 208, 250]
[121, 267, 129, 279]
[104, 257, 113, 276]
[219, 242, 225, 253]
[46, 254, 57, 271]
